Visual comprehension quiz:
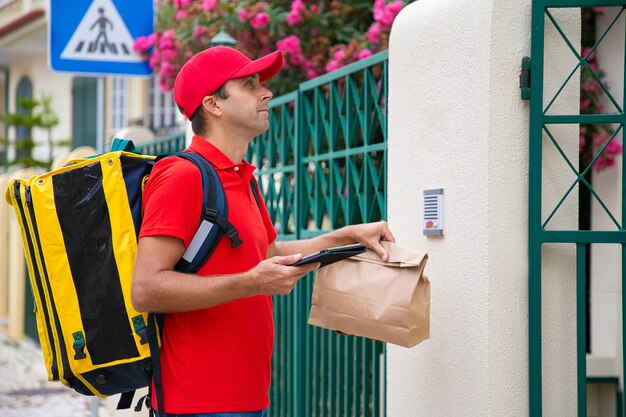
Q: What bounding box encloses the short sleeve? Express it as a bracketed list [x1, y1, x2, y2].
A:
[139, 157, 203, 248]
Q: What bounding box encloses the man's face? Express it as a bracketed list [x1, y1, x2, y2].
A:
[218, 73, 273, 137]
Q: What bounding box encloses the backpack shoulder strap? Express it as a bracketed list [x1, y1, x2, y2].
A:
[163, 152, 243, 273]
[249, 176, 261, 210]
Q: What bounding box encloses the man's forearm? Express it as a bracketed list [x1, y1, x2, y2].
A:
[132, 269, 257, 313]
[275, 226, 356, 257]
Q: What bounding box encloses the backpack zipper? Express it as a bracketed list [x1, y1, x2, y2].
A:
[23, 184, 74, 385]
[13, 182, 60, 381]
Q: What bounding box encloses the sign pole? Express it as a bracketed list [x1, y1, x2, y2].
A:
[96, 77, 105, 153]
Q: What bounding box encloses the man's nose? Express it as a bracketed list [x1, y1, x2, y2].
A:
[260, 85, 273, 101]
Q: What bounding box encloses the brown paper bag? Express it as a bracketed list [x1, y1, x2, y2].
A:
[308, 241, 430, 348]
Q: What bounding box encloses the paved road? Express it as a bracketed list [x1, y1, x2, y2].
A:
[0, 332, 148, 417]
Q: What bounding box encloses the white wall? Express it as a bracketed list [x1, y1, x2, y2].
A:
[387, 1, 579, 416]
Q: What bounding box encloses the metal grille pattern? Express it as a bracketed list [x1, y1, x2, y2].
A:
[249, 51, 389, 417]
[528, 3, 626, 416]
[136, 130, 186, 155]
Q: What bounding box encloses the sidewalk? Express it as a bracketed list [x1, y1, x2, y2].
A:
[0, 332, 148, 417]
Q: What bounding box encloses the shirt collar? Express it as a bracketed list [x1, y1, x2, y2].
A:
[188, 135, 257, 181]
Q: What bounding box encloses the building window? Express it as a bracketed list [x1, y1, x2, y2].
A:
[110, 77, 128, 131]
[148, 76, 177, 132]
[72, 77, 97, 149]
[15, 76, 33, 161]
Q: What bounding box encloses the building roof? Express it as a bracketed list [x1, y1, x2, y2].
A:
[0, 8, 47, 66]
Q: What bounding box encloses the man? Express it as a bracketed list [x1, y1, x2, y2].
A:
[131, 46, 395, 417]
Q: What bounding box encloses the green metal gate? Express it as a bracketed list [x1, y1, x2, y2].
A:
[248, 51, 389, 417]
[528, 2, 625, 416]
[139, 51, 389, 417]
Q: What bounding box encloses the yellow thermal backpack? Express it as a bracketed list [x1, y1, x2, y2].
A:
[5, 139, 259, 410]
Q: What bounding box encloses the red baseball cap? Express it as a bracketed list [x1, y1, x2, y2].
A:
[173, 46, 284, 119]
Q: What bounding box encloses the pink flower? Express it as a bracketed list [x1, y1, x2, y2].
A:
[579, 135, 586, 151]
[250, 12, 270, 29]
[311, 5, 319, 13]
[582, 78, 602, 94]
[325, 59, 342, 73]
[202, 0, 217, 11]
[160, 62, 176, 78]
[161, 29, 175, 41]
[358, 49, 373, 60]
[148, 33, 158, 46]
[160, 37, 175, 50]
[133, 36, 151, 54]
[592, 6, 604, 13]
[161, 47, 178, 61]
[380, 0, 404, 26]
[175, 0, 192, 7]
[306, 69, 318, 79]
[193, 26, 209, 40]
[333, 49, 345, 61]
[276, 35, 302, 56]
[582, 47, 596, 61]
[175, 10, 187, 20]
[607, 139, 622, 155]
[159, 78, 173, 92]
[580, 96, 591, 111]
[148, 51, 160, 68]
[291, 0, 304, 12]
[287, 0, 304, 23]
[373, 0, 385, 21]
[238, 8, 249, 22]
[367, 23, 381, 43]
[387, 0, 404, 15]
[286, 10, 302, 25]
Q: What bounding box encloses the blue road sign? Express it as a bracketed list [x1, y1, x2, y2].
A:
[49, 0, 153, 76]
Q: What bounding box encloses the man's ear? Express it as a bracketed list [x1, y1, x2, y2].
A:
[202, 96, 221, 117]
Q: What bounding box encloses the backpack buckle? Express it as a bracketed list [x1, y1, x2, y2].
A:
[202, 207, 218, 222]
[226, 229, 243, 248]
[72, 331, 87, 360]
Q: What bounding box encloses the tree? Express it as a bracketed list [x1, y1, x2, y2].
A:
[133, 0, 411, 96]
[0, 95, 69, 170]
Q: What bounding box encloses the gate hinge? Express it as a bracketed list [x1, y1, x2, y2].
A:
[520, 56, 531, 100]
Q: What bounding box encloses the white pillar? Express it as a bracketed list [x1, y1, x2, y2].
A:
[386, 0, 580, 415]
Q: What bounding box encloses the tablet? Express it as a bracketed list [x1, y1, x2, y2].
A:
[292, 243, 367, 267]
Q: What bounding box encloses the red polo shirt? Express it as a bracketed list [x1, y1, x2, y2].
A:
[139, 135, 277, 413]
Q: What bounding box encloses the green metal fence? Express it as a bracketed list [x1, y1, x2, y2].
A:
[140, 50, 389, 417]
[248, 51, 389, 417]
[528, 2, 625, 416]
[136, 130, 186, 155]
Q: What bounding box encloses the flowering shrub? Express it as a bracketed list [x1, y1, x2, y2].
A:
[133, 0, 411, 95]
[580, 7, 621, 171]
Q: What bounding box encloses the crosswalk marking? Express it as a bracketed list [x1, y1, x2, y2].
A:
[61, 0, 143, 63]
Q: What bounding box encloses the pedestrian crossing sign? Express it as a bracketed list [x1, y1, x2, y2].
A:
[49, 0, 153, 76]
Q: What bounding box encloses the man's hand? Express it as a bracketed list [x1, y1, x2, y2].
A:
[347, 221, 396, 261]
[250, 254, 320, 295]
